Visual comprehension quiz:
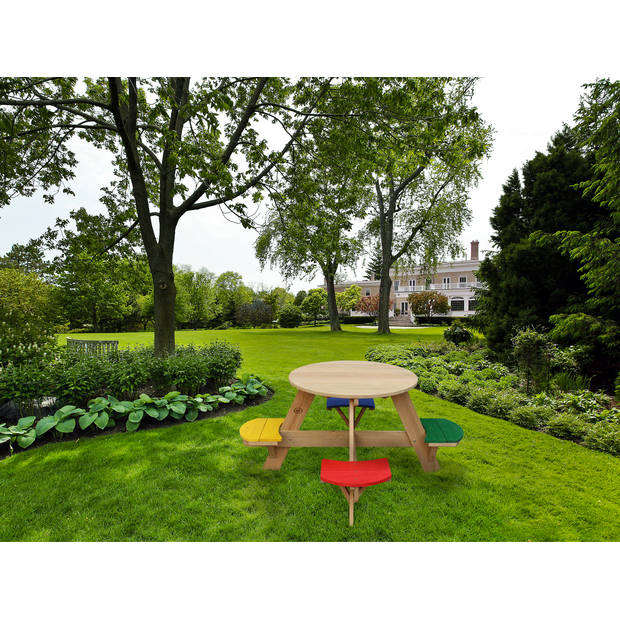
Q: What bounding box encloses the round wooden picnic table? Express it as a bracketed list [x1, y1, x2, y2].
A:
[262, 360, 440, 473]
[288, 360, 418, 399]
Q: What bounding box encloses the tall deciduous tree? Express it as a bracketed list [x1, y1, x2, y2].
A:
[350, 78, 492, 333]
[255, 94, 372, 331]
[0, 77, 331, 354]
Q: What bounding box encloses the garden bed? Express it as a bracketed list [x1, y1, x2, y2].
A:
[365, 341, 620, 456]
[0, 377, 273, 460]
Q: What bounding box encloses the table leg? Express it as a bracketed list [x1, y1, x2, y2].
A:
[263, 389, 315, 470]
[391, 392, 440, 472]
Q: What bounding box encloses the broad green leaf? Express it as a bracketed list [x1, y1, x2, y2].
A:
[169, 410, 183, 420]
[56, 418, 76, 434]
[0, 436, 10, 444]
[94, 411, 109, 430]
[79, 412, 98, 430]
[111, 402, 131, 414]
[164, 391, 180, 401]
[35, 416, 57, 437]
[128, 410, 144, 424]
[105, 417, 116, 429]
[185, 409, 198, 422]
[170, 402, 186, 415]
[139, 393, 153, 403]
[157, 408, 169, 421]
[126, 420, 140, 432]
[145, 407, 159, 419]
[89, 402, 107, 413]
[223, 391, 235, 400]
[16, 429, 36, 449]
[17, 416, 36, 430]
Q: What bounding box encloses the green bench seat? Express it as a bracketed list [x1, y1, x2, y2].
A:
[420, 418, 464, 447]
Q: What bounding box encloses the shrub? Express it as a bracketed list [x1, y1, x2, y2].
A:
[546, 412, 588, 441]
[487, 391, 522, 419]
[417, 374, 439, 394]
[583, 422, 620, 456]
[512, 327, 554, 394]
[279, 304, 303, 328]
[235, 300, 273, 327]
[467, 387, 495, 415]
[437, 379, 470, 406]
[0, 268, 57, 367]
[0, 343, 242, 409]
[509, 405, 554, 430]
[340, 316, 376, 325]
[443, 321, 473, 346]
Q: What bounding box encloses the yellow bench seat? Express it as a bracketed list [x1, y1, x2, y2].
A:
[240, 417, 285, 446]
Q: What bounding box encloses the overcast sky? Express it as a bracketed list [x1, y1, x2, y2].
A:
[0, 74, 594, 292]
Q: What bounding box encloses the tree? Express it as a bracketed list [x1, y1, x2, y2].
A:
[407, 291, 449, 322]
[0, 239, 50, 277]
[351, 78, 492, 334]
[0, 77, 332, 354]
[355, 294, 382, 321]
[255, 91, 371, 332]
[213, 271, 248, 324]
[363, 242, 382, 280]
[476, 128, 607, 352]
[236, 299, 273, 327]
[175, 267, 219, 328]
[0, 268, 57, 366]
[54, 253, 133, 331]
[336, 284, 362, 314]
[549, 79, 620, 319]
[300, 288, 327, 326]
[260, 287, 293, 318]
[293, 290, 307, 306]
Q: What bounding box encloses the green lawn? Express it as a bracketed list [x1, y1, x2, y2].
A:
[1, 325, 618, 541]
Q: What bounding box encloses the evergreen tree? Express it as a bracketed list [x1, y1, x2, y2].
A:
[364, 242, 383, 280]
[476, 128, 607, 352]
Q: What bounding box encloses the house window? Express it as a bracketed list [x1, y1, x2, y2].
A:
[459, 276, 467, 287]
[394, 280, 399, 291]
[442, 277, 450, 289]
[468, 298, 477, 311]
[365, 288, 371, 297]
[451, 298, 464, 311]
[409, 279, 416, 287]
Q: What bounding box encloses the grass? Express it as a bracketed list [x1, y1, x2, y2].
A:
[0, 325, 618, 541]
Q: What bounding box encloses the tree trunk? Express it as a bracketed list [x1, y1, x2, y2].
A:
[377, 260, 392, 334]
[324, 271, 342, 332]
[153, 265, 176, 356]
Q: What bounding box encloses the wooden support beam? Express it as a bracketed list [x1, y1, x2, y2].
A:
[278, 429, 412, 447]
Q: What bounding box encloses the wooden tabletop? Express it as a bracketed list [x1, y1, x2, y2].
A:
[288, 360, 418, 399]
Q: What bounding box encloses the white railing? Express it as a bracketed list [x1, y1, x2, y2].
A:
[395, 282, 485, 293]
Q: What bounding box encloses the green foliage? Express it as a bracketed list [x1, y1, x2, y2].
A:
[437, 379, 470, 406]
[336, 285, 362, 313]
[475, 128, 606, 353]
[549, 313, 619, 389]
[235, 300, 273, 327]
[278, 304, 303, 328]
[300, 289, 327, 325]
[0, 342, 242, 409]
[365, 340, 617, 455]
[511, 327, 554, 394]
[546, 413, 588, 441]
[2, 376, 269, 454]
[0, 268, 57, 367]
[443, 321, 473, 346]
[509, 405, 554, 430]
[407, 291, 450, 321]
[293, 290, 307, 306]
[583, 421, 620, 456]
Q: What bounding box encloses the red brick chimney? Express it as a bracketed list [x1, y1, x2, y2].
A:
[470, 240, 479, 261]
